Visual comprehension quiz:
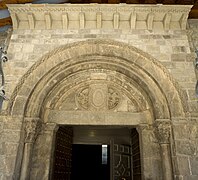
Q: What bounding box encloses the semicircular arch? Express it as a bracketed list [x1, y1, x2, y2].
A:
[8, 39, 188, 121]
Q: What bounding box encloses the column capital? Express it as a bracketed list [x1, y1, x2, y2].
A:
[24, 118, 42, 143]
[136, 124, 150, 133]
[44, 123, 59, 132]
[154, 120, 171, 144]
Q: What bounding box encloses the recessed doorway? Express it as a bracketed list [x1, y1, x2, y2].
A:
[51, 126, 141, 180]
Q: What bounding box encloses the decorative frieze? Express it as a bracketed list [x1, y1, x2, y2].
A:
[7, 4, 192, 30]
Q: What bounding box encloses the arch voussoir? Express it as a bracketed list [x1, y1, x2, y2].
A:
[8, 40, 187, 121]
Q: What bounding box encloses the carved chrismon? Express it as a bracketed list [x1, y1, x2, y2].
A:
[155, 121, 171, 144]
[25, 119, 41, 143]
[76, 84, 121, 110]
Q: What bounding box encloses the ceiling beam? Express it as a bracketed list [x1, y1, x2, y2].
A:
[0, 17, 12, 27]
[0, 0, 34, 10]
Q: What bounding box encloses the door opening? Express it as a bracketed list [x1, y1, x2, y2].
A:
[71, 144, 110, 180]
[51, 126, 141, 180]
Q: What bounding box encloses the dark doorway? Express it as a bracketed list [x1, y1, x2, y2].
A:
[71, 144, 110, 180]
[52, 126, 142, 180]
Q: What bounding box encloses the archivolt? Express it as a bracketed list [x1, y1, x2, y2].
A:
[8, 39, 188, 119]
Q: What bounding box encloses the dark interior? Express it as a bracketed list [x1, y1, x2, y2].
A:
[71, 144, 110, 180]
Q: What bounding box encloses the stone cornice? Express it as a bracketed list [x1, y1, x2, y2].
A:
[7, 4, 192, 30]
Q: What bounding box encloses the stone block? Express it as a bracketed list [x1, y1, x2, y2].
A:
[143, 158, 163, 180]
[0, 156, 5, 170]
[3, 122, 22, 131]
[175, 156, 190, 175]
[0, 122, 3, 133]
[2, 143, 18, 156]
[190, 157, 198, 175]
[188, 101, 198, 113]
[2, 130, 21, 143]
[3, 156, 16, 174]
[1, 174, 13, 180]
[183, 175, 198, 180]
[171, 53, 186, 62]
[176, 140, 196, 156]
[173, 124, 189, 140]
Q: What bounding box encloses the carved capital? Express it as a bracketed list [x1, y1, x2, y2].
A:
[136, 124, 149, 133]
[24, 118, 42, 143]
[155, 121, 171, 144]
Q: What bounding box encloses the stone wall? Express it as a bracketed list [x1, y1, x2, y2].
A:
[188, 19, 198, 97]
[3, 27, 197, 180]
[0, 4, 198, 180]
[170, 19, 198, 180]
[5, 28, 197, 114]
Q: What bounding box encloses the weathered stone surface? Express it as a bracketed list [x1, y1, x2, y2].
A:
[143, 158, 163, 180]
[175, 156, 190, 176]
[190, 157, 198, 175]
[1, 130, 21, 143]
[2, 143, 18, 156]
[176, 140, 196, 156]
[0, 4, 197, 180]
[173, 124, 198, 141]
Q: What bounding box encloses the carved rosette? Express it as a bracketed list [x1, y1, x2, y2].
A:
[75, 84, 121, 111]
[108, 87, 120, 109]
[155, 121, 171, 144]
[24, 118, 42, 143]
[76, 87, 89, 109]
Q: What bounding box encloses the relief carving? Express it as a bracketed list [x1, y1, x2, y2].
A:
[89, 84, 107, 110]
[24, 118, 41, 143]
[76, 84, 121, 111]
[108, 87, 120, 110]
[155, 121, 171, 144]
[76, 87, 89, 109]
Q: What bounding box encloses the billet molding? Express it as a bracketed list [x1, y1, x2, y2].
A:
[7, 4, 192, 30]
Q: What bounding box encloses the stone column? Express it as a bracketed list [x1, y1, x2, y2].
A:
[20, 118, 41, 180]
[29, 123, 59, 180]
[155, 120, 173, 180]
[137, 125, 163, 180]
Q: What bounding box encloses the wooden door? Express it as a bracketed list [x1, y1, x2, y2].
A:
[113, 143, 132, 180]
[131, 129, 142, 180]
[52, 126, 73, 180]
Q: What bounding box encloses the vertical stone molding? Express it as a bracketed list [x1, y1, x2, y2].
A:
[137, 124, 163, 179]
[155, 120, 173, 180]
[24, 118, 42, 143]
[20, 118, 42, 180]
[30, 123, 59, 180]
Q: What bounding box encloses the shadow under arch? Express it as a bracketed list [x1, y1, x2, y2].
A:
[8, 39, 188, 120]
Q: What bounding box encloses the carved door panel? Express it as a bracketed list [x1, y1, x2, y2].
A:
[131, 129, 142, 180]
[52, 126, 73, 180]
[113, 143, 132, 180]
